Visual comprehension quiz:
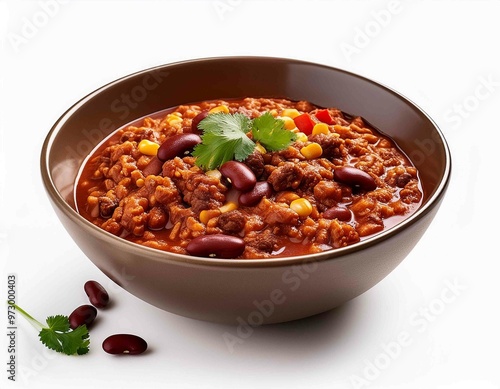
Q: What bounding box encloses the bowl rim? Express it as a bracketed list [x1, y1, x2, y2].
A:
[40, 55, 452, 268]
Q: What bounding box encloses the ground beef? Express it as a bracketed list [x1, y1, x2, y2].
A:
[298, 162, 326, 189]
[183, 175, 227, 214]
[244, 229, 278, 254]
[217, 210, 246, 233]
[309, 133, 345, 160]
[313, 181, 344, 208]
[76, 97, 423, 259]
[244, 151, 265, 178]
[119, 195, 149, 237]
[99, 195, 118, 218]
[268, 162, 304, 191]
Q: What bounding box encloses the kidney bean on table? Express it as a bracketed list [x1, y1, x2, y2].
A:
[157, 133, 202, 162]
[69, 305, 97, 329]
[239, 181, 273, 207]
[84, 280, 109, 308]
[102, 334, 148, 355]
[333, 166, 377, 191]
[186, 234, 245, 258]
[220, 161, 256, 192]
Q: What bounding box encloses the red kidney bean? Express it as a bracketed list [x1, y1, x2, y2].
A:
[220, 161, 256, 192]
[186, 234, 245, 258]
[191, 110, 209, 133]
[69, 305, 97, 330]
[142, 156, 163, 176]
[102, 334, 148, 355]
[323, 206, 352, 222]
[157, 133, 201, 162]
[333, 166, 377, 191]
[239, 181, 272, 207]
[84, 280, 109, 308]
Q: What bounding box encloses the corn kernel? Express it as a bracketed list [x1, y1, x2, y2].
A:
[280, 116, 297, 130]
[296, 132, 308, 142]
[281, 108, 300, 119]
[269, 109, 278, 117]
[255, 142, 267, 154]
[290, 198, 313, 217]
[209, 105, 230, 114]
[199, 209, 221, 224]
[205, 169, 222, 180]
[199, 210, 210, 224]
[219, 202, 238, 213]
[136, 178, 145, 187]
[312, 123, 329, 135]
[300, 143, 323, 159]
[166, 114, 183, 125]
[138, 139, 159, 156]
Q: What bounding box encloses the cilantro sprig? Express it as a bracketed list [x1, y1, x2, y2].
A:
[193, 113, 254, 170]
[252, 112, 297, 151]
[192, 112, 297, 170]
[8, 302, 90, 356]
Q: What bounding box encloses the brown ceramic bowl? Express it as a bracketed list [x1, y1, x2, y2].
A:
[41, 57, 451, 324]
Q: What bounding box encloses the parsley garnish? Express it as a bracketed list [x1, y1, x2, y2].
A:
[9, 302, 90, 355]
[192, 111, 297, 170]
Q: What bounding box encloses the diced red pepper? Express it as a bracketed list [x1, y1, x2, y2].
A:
[315, 109, 334, 125]
[293, 113, 315, 135]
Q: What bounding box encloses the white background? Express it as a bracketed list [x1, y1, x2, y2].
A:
[1, 1, 499, 388]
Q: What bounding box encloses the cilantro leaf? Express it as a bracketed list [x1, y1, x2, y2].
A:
[39, 315, 90, 356]
[193, 113, 254, 170]
[192, 111, 299, 170]
[8, 303, 90, 356]
[252, 112, 297, 151]
[46, 315, 70, 332]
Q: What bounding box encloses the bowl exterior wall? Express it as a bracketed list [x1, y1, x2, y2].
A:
[49, 193, 443, 324]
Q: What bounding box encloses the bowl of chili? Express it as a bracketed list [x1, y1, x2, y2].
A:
[41, 57, 451, 324]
